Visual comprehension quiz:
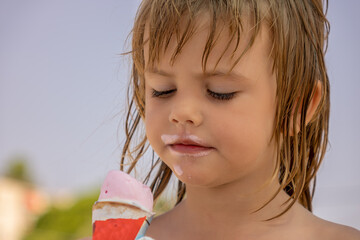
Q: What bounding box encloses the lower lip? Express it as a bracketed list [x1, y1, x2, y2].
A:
[169, 144, 214, 157]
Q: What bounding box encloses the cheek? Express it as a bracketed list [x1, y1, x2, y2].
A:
[144, 100, 166, 151]
[215, 115, 259, 158]
[210, 102, 272, 167]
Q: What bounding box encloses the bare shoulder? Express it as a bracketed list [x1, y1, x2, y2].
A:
[288, 204, 359, 240]
[146, 206, 183, 240]
[319, 220, 360, 239]
[146, 212, 170, 239]
[309, 214, 360, 240]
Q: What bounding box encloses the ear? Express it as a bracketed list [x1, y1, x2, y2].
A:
[289, 80, 322, 136]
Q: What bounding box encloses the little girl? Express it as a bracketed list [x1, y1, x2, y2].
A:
[118, 0, 360, 239]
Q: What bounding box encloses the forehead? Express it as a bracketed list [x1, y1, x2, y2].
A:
[143, 13, 273, 76]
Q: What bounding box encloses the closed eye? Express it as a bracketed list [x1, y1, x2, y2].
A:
[206, 89, 237, 100]
[151, 89, 176, 97]
[151, 89, 237, 101]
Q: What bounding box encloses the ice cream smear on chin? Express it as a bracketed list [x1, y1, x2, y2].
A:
[174, 164, 183, 176]
[92, 170, 154, 240]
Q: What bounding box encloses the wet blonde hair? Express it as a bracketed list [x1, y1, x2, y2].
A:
[121, 0, 330, 220]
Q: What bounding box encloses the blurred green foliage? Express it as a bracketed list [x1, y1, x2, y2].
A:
[4, 156, 32, 183]
[23, 190, 173, 239]
[153, 196, 173, 217]
[23, 191, 98, 240]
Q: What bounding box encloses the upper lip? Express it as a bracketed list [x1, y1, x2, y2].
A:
[161, 134, 213, 148]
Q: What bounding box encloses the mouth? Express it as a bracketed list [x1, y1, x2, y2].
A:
[161, 134, 214, 157]
[168, 144, 214, 157]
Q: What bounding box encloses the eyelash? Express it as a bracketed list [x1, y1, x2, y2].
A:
[151, 89, 237, 101]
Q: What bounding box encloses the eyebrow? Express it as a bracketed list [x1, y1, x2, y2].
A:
[145, 68, 247, 82]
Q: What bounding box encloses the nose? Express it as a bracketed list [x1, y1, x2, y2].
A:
[169, 99, 203, 127]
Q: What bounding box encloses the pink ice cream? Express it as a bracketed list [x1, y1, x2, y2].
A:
[93, 170, 154, 240]
[98, 170, 153, 212]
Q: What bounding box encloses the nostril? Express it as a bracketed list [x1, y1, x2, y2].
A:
[169, 110, 202, 126]
[172, 119, 193, 125]
[170, 118, 179, 125]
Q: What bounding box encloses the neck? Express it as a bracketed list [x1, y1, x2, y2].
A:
[176, 178, 296, 237]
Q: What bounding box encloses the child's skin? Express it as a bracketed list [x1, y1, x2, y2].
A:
[81, 10, 359, 240]
[143, 14, 360, 240]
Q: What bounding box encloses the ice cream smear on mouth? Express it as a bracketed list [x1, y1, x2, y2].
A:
[161, 134, 214, 157]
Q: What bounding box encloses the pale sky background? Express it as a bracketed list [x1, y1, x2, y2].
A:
[0, 0, 359, 229]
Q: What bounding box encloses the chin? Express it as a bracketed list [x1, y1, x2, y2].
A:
[175, 170, 223, 188]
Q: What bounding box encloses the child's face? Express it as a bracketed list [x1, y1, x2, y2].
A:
[144, 16, 278, 188]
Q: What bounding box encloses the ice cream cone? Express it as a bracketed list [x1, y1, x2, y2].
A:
[92, 170, 155, 240]
[92, 201, 153, 240]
